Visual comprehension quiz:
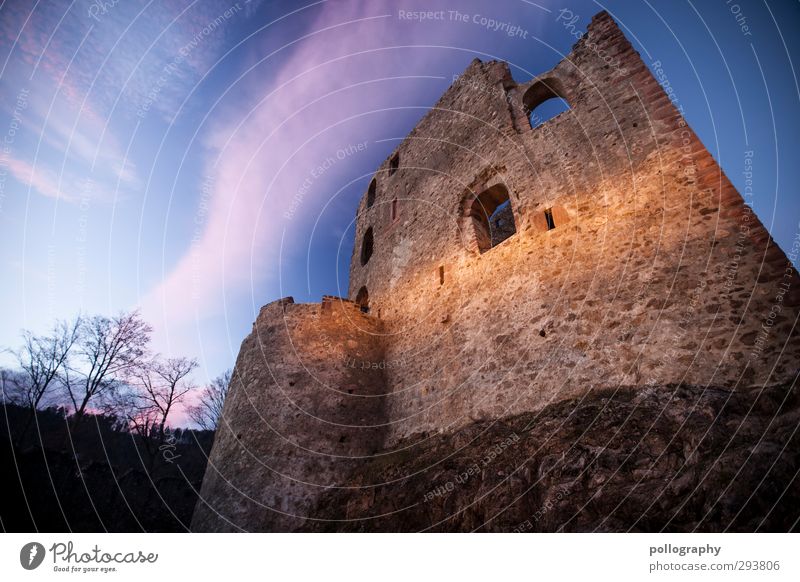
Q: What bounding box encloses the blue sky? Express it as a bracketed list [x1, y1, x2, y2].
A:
[1, 0, 798, 417]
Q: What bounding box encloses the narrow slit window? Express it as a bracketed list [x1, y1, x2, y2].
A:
[544, 208, 555, 230]
[366, 178, 376, 208]
[355, 286, 369, 312]
[360, 228, 374, 265]
[438, 265, 445, 286]
[391, 198, 398, 221]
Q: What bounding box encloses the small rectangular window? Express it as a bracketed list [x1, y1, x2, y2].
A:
[544, 208, 555, 230]
[438, 265, 445, 286]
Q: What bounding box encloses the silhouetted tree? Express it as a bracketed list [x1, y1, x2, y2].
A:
[12, 319, 80, 444]
[14, 319, 80, 408]
[128, 356, 197, 443]
[188, 369, 231, 431]
[61, 311, 152, 426]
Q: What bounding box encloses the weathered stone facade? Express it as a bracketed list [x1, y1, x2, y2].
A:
[192, 12, 800, 532]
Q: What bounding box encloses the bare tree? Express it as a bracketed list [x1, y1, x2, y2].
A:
[113, 378, 162, 474]
[12, 319, 80, 444]
[15, 319, 80, 410]
[111, 356, 196, 482]
[114, 374, 158, 441]
[62, 310, 152, 425]
[188, 369, 231, 431]
[129, 356, 197, 443]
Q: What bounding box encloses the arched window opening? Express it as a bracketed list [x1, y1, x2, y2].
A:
[468, 184, 516, 254]
[355, 286, 369, 313]
[366, 178, 376, 208]
[523, 77, 570, 129]
[360, 227, 374, 266]
[389, 153, 399, 176]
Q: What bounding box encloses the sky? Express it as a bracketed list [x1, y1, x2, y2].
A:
[0, 0, 798, 423]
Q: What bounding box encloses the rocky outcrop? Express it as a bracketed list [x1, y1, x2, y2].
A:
[303, 382, 800, 532]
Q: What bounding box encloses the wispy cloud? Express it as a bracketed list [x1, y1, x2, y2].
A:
[0, 0, 549, 390]
[0, 0, 250, 206]
[142, 0, 536, 326]
[4, 156, 75, 202]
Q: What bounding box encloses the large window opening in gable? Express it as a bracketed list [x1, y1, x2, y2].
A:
[468, 184, 516, 254]
[360, 227, 374, 266]
[523, 77, 570, 129]
[366, 178, 376, 208]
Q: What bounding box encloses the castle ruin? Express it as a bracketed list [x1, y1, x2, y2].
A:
[193, 12, 800, 532]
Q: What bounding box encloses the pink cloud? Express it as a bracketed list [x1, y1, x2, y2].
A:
[3, 156, 75, 202]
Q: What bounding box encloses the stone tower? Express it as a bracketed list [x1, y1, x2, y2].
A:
[192, 11, 800, 532]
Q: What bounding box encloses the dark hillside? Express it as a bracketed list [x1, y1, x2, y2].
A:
[0, 404, 212, 532]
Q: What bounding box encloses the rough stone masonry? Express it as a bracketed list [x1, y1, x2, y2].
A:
[192, 11, 800, 532]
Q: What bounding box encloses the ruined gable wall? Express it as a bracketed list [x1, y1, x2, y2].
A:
[348, 12, 800, 445]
